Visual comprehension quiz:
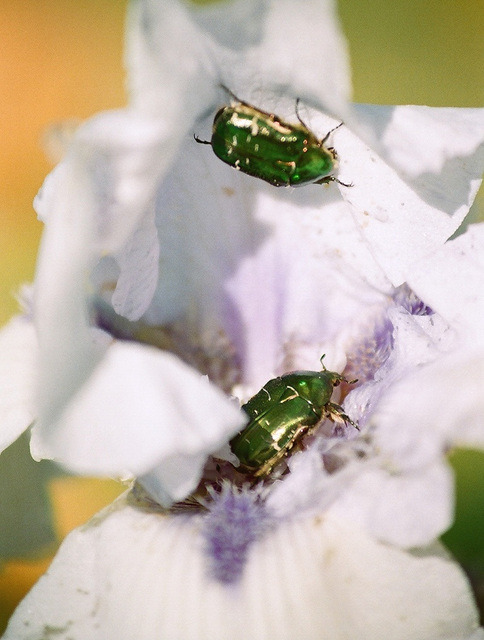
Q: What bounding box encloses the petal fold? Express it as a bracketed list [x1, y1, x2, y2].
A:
[31, 342, 246, 497]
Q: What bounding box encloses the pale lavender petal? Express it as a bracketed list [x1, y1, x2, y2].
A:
[142, 133, 391, 387]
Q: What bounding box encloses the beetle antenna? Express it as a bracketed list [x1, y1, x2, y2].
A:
[295, 98, 310, 129]
[321, 121, 344, 145]
[219, 83, 245, 105]
[319, 354, 327, 370]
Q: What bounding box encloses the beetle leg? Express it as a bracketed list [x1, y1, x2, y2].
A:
[313, 175, 333, 185]
[326, 402, 359, 431]
[314, 175, 354, 188]
[334, 178, 354, 188]
[193, 134, 211, 145]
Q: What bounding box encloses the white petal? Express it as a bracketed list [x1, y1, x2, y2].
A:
[144, 136, 391, 387]
[340, 306, 455, 435]
[137, 451, 209, 506]
[127, 0, 351, 119]
[32, 115, 193, 480]
[237, 0, 351, 115]
[110, 206, 160, 321]
[351, 104, 484, 179]
[327, 461, 454, 547]
[406, 223, 484, 338]
[374, 347, 484, 454]
[0, 317, 38, 453]
[4, 496, 481, 640]
[34, 150, 109, 429]
[369, 223, 484, 458]
[381, 226, 484, 453]
[335, 118, 481, 286]
[35, 111, 175, 255]
[31, 342, 246, 497]
[126, 0, 217, 120]
[266, 434, 454, 548]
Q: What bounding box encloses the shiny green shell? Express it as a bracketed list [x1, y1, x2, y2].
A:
[195, 88, 347, 187]
[230, 369, 355, 477]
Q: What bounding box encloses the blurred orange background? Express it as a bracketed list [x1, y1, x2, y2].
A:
[0, 0, 483, 632]
[0, 0, 127, 327]
[0, 0, 128, 629]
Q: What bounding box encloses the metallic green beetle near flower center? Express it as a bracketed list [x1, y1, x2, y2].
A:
[195, 89, 348, 187]
[230, 368, 358, 478]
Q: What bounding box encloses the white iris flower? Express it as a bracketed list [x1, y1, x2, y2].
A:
[1, 0, 484, 637]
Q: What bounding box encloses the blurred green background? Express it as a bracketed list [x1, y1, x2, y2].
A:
[0, 0, 483, 631]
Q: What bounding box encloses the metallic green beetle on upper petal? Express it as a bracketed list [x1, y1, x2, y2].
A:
[195, 87, 350, 188]
[230, 365, 358, 478]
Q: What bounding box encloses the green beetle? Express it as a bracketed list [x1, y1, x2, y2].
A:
[195, 86, 351, 188]
[230, 362, 358, 478]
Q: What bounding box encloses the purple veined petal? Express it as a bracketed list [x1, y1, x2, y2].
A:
[368, 225, 484, 455]
[3, 495, 481, 640]
[259, 293, 465, 548]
